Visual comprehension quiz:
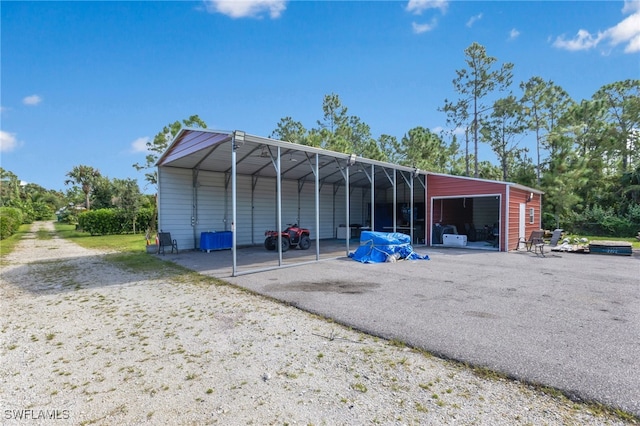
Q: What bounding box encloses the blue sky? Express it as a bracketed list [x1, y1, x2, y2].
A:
[2, 0, 639, 193]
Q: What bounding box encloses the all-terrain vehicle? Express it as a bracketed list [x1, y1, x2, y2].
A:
[264, 224, 311, 252]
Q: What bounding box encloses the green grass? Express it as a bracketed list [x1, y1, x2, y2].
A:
[0, 224, 32, 259]
[53, 223, 148, 252]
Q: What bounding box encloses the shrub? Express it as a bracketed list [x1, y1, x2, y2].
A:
[78, 207, 155, 235]
[0, 207, 23, 239]
[32, 201, 54, 221]
[564, 204, 640, 237]
[78, 209, 121, 235]
[135, 207, 155, 232]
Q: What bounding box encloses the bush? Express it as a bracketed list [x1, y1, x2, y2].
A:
[32, 201, 54, 221]
[78, 207, 155, 235]
[564, 204, 640, 237]
[135, 207, 155, 232]
[0, 207, 23, 239]
[78, 209, 121, 235]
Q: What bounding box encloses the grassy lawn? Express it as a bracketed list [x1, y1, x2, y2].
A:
[0, 224, 32, 259]
[52, 223, 191, 275]
[53, 222, 149, 252]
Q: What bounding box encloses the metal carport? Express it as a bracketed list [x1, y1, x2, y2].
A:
[156, 128, 425, 276]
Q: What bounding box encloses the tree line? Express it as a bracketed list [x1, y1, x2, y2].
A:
[1, 43, 638, 238]
[268, 43, 639, 235]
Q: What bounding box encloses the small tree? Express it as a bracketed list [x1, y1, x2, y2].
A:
[64, 165, 101, 210]
[112, 178, 143, 233]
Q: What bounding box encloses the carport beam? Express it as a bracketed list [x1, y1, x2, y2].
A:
[315, 153, 320, 259]
[231, 132, 239, 276]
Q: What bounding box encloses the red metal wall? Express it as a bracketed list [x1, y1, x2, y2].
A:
[508, 188, 543, 250]
[426, 174, 543, 251]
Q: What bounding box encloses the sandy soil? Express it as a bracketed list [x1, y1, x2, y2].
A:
[0, 221, 633, 425]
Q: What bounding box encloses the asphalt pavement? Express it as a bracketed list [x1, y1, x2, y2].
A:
[169, 244, 640, 417]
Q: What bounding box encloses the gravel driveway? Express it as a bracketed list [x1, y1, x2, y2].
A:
[0, 221, 636, 425]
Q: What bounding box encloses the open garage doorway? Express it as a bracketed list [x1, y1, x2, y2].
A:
[430, 195, 501, 251]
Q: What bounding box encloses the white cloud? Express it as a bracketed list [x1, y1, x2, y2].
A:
[412, 19, 438, 34]
[509, 28, 520, 40]
[466, 13, 482, 28]
[203, 0, 287, 19]
[603, 8, 640, 52]
[406, 0, 448, 15]
[553, 2, 640, 53]
[131, 136, 150, 153]
[553, 29, 603, 51]
[0, 130, 18, 152]
[23, 94, 42, 106]
[622, 0, 640, 14]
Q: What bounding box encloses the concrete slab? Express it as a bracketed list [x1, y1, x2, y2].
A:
[166, 243, 640, 417]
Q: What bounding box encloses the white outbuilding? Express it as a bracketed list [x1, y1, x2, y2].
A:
[156, 128, 426, 275]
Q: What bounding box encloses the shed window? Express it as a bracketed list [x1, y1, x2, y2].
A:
[529, 207, 535, 224]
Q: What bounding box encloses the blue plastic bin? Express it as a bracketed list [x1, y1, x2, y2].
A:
[200, 231, 232, 252]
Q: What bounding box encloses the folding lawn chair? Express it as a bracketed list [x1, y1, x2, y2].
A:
[157, 231, 178, 255]
[520, 230, 545, 256]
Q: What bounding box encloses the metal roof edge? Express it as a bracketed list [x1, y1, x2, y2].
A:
[426, 171, 544, 194]
[242, 132, 419, 173]
[155, 127, 233, 166]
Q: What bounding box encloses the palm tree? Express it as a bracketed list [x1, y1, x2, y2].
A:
[64, 165, 101, 210]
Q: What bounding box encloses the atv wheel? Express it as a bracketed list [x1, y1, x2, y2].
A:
[299, 235, 311, 250]
[281, 237, 290, 252]
[264, 237, 276, 250]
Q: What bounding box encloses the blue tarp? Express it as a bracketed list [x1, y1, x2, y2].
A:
[349, 231, 430, 263]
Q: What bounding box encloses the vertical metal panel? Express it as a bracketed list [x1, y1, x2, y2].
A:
[319, 186, 336, 239]
[281, 180, 299, 226]
[235, 175, 253, 244]
[193, 171, 227, 245]
[252, 177, 276, 243]
[298, 183, 315, 234]
[157, 167, 195, 250]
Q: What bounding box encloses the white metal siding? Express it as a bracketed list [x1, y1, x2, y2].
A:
[235, 174, 253, 245]
[158, 167, 196, 250]
[251, 177, 277, 244]
[280, 180, 299, 228]
[159, 166, 383, 247]
[194, 171, 228, 242]
[298, 181, 318, 240]
[319, 186, 336, 239]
